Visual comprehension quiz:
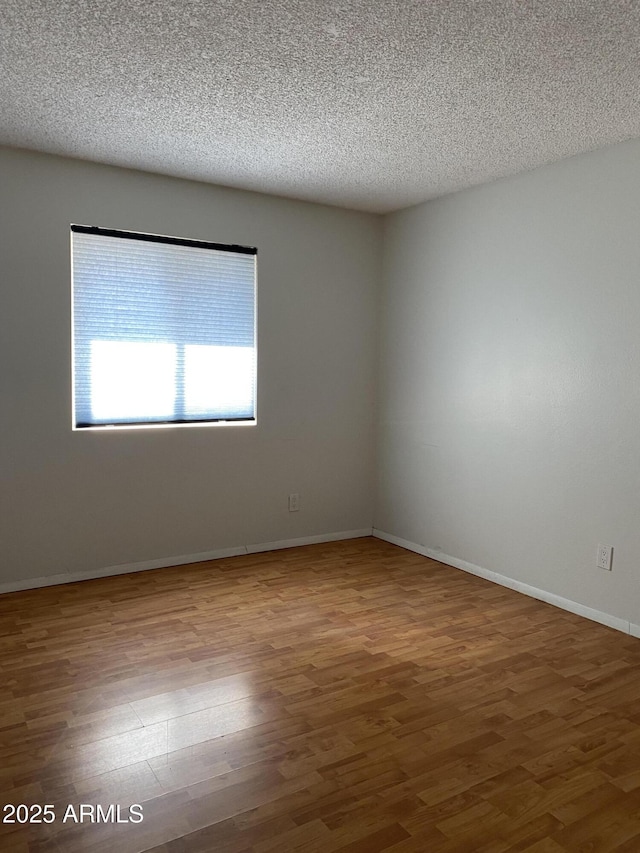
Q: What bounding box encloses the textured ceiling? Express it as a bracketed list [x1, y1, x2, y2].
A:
[1, 1, 640, 213]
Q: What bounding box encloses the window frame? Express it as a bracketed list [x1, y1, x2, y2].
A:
[70, 224, 258, 431]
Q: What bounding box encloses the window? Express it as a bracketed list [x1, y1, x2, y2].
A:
[71, 225, 257, 429]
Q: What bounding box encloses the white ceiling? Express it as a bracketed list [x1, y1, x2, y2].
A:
[2, 1, 640, 213]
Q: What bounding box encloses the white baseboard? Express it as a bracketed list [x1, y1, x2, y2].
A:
[0, 528, 373, 595]
[373, 528, 633, 636]
[246, 528, 372, 554]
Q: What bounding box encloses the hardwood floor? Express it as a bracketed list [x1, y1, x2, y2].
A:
[2, 537, 640, 852]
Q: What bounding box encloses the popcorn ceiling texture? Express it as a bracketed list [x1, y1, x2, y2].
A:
[1, 0, 640, 212]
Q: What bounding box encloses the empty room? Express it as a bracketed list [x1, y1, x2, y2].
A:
[3, 1, 640, 851]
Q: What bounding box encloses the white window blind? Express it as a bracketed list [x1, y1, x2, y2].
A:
[71, 226, 257, 428]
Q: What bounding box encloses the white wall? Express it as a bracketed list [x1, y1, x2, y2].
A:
[0, 147, 380, 586]
[376, 138, 640, 627]
[6, 136, 640, 622]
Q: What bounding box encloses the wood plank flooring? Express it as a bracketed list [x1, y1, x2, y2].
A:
[2, 537, 640, 852]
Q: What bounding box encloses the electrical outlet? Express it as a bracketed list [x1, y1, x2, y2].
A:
[596, 544, 613, 571]
[288, 493, 300, 512]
